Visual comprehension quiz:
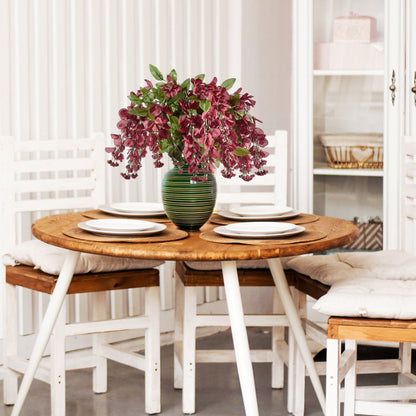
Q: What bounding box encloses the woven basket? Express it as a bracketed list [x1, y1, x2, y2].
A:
[320, 133, 383, 169]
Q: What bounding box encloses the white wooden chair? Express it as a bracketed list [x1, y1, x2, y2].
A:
[173, 130, 297, 414]
[287, 136, 416, 416]
[324, 136, 416, 415]
[326, 317, 416, 416]
[0, 134, 161, 415]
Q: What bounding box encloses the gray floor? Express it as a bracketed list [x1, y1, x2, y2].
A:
[0, 329, 399, 415]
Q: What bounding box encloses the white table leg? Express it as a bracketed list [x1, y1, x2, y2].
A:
[221, 261, 259, 416]
[11, 250, 80, 416]
[267, 258, 326, 414]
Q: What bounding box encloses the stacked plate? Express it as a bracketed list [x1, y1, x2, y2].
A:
[218, 205, 300, 221]
[78, 218, 166, 236]
[214, 221, 305, 239]
[99, 202, 166, 217]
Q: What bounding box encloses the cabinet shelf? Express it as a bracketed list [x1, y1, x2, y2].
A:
[313, 69, 384, 76]
[313, 164, 383, 177]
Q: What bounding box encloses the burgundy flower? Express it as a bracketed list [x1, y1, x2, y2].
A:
[149, 104, 162, 117]
[161, 75, 181, 98]
[144, 79, 153, 89]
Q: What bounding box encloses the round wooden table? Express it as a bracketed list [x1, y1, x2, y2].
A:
[31, 212, 358, 261]
[13, 212, 358, 416]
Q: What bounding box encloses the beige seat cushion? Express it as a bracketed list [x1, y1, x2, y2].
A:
[285, 250, 416, 286]
[313, 277, 416, 319]
[3, 239, 163, 276]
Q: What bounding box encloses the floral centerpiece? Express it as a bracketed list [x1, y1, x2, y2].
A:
[106, 64, 268, 182]
[106, 64, 269, 230]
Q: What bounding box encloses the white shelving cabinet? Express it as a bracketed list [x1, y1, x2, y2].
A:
[292, 0, 416, 250]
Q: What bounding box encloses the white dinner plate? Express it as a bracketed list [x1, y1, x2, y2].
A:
[218, 209, 301, 221]
[214, 225, 305, 239]
[99, 204, 166, 217]
[225, 222, 297, 235]
[229, 205, 293, 217]
[109, 202, 165, 214]
[84, 219, 156, 232]
[78, 221, 166, 236]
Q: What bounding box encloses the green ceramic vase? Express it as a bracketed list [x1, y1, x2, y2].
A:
[162, 166, 217, 231]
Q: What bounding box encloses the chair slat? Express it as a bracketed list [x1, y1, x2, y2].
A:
[14, 158, 96, 173]
[14, 197, 100, 213]
[13, 138, 97, 152]
[15, 177, 97, 193]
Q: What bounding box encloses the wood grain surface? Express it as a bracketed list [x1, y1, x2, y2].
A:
[31, 212, 359, 261]
[328, 317, 416, 343]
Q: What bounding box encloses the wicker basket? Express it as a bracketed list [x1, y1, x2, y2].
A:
[320, 133, 383, 169]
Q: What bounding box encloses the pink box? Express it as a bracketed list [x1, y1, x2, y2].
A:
[333, 14, 377, 42]
[314, 42, 384, 70]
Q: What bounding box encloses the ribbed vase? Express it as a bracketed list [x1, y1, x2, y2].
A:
[162, 166, 217, 231]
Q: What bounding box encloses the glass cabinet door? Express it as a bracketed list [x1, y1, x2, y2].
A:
[293, 0, 409, 249]
[291, 0, 410, 250]
[312, 0, 385, 223]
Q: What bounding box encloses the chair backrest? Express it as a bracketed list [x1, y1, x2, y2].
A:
[215, 130, 288, 210]
[402, 135, 416, 252]
[0, 133, 106, 251]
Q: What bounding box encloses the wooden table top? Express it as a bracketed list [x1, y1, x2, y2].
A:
[31, 212, 359, 262]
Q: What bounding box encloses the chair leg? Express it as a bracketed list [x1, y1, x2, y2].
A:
[174, 274, 185, 389]
[182, 286, 197, 414]
[326, 338, 341, 416]
[3, 282, 19, 405]
[293, 342, 306, 416]
[10, 250, 80, 416]
[287, 287, 306, 416]
[399, 342, 412, 385]
[344, 339, 357, 416]
[50, 300, 67, 416]
[145, 286, 161, 414]
[91, 292, 108, 394]
[271, 288, 284, 389]
[287, 327, 296, 414]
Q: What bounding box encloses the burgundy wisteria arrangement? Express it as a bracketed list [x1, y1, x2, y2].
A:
[106, 64, 269, 181]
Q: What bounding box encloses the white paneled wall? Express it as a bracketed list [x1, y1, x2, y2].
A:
[0, 0, 242, 344]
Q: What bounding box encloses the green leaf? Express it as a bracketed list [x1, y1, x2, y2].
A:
[149, 64, 164, 81]
[168, 115, 179, 129]
[153, 88, 166, 102]
[232, 147, 250, 156]
[159, 140, 172, 153]
[168, 92, 182, 106]
[168, 69, 178, 83]
[181, 78, 191, 90]
[140, 87, 152, 102]
[128, 94, 142, 105]
[199, 100, 211, 112]
[221, 78, 236, 90]
[128, 107, 148, 117]
[195, 73, 205, 82]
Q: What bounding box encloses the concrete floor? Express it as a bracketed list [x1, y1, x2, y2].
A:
[0, 329, 400, 415]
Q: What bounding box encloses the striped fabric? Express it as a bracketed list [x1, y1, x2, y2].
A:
[344, 218, 383, 250]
